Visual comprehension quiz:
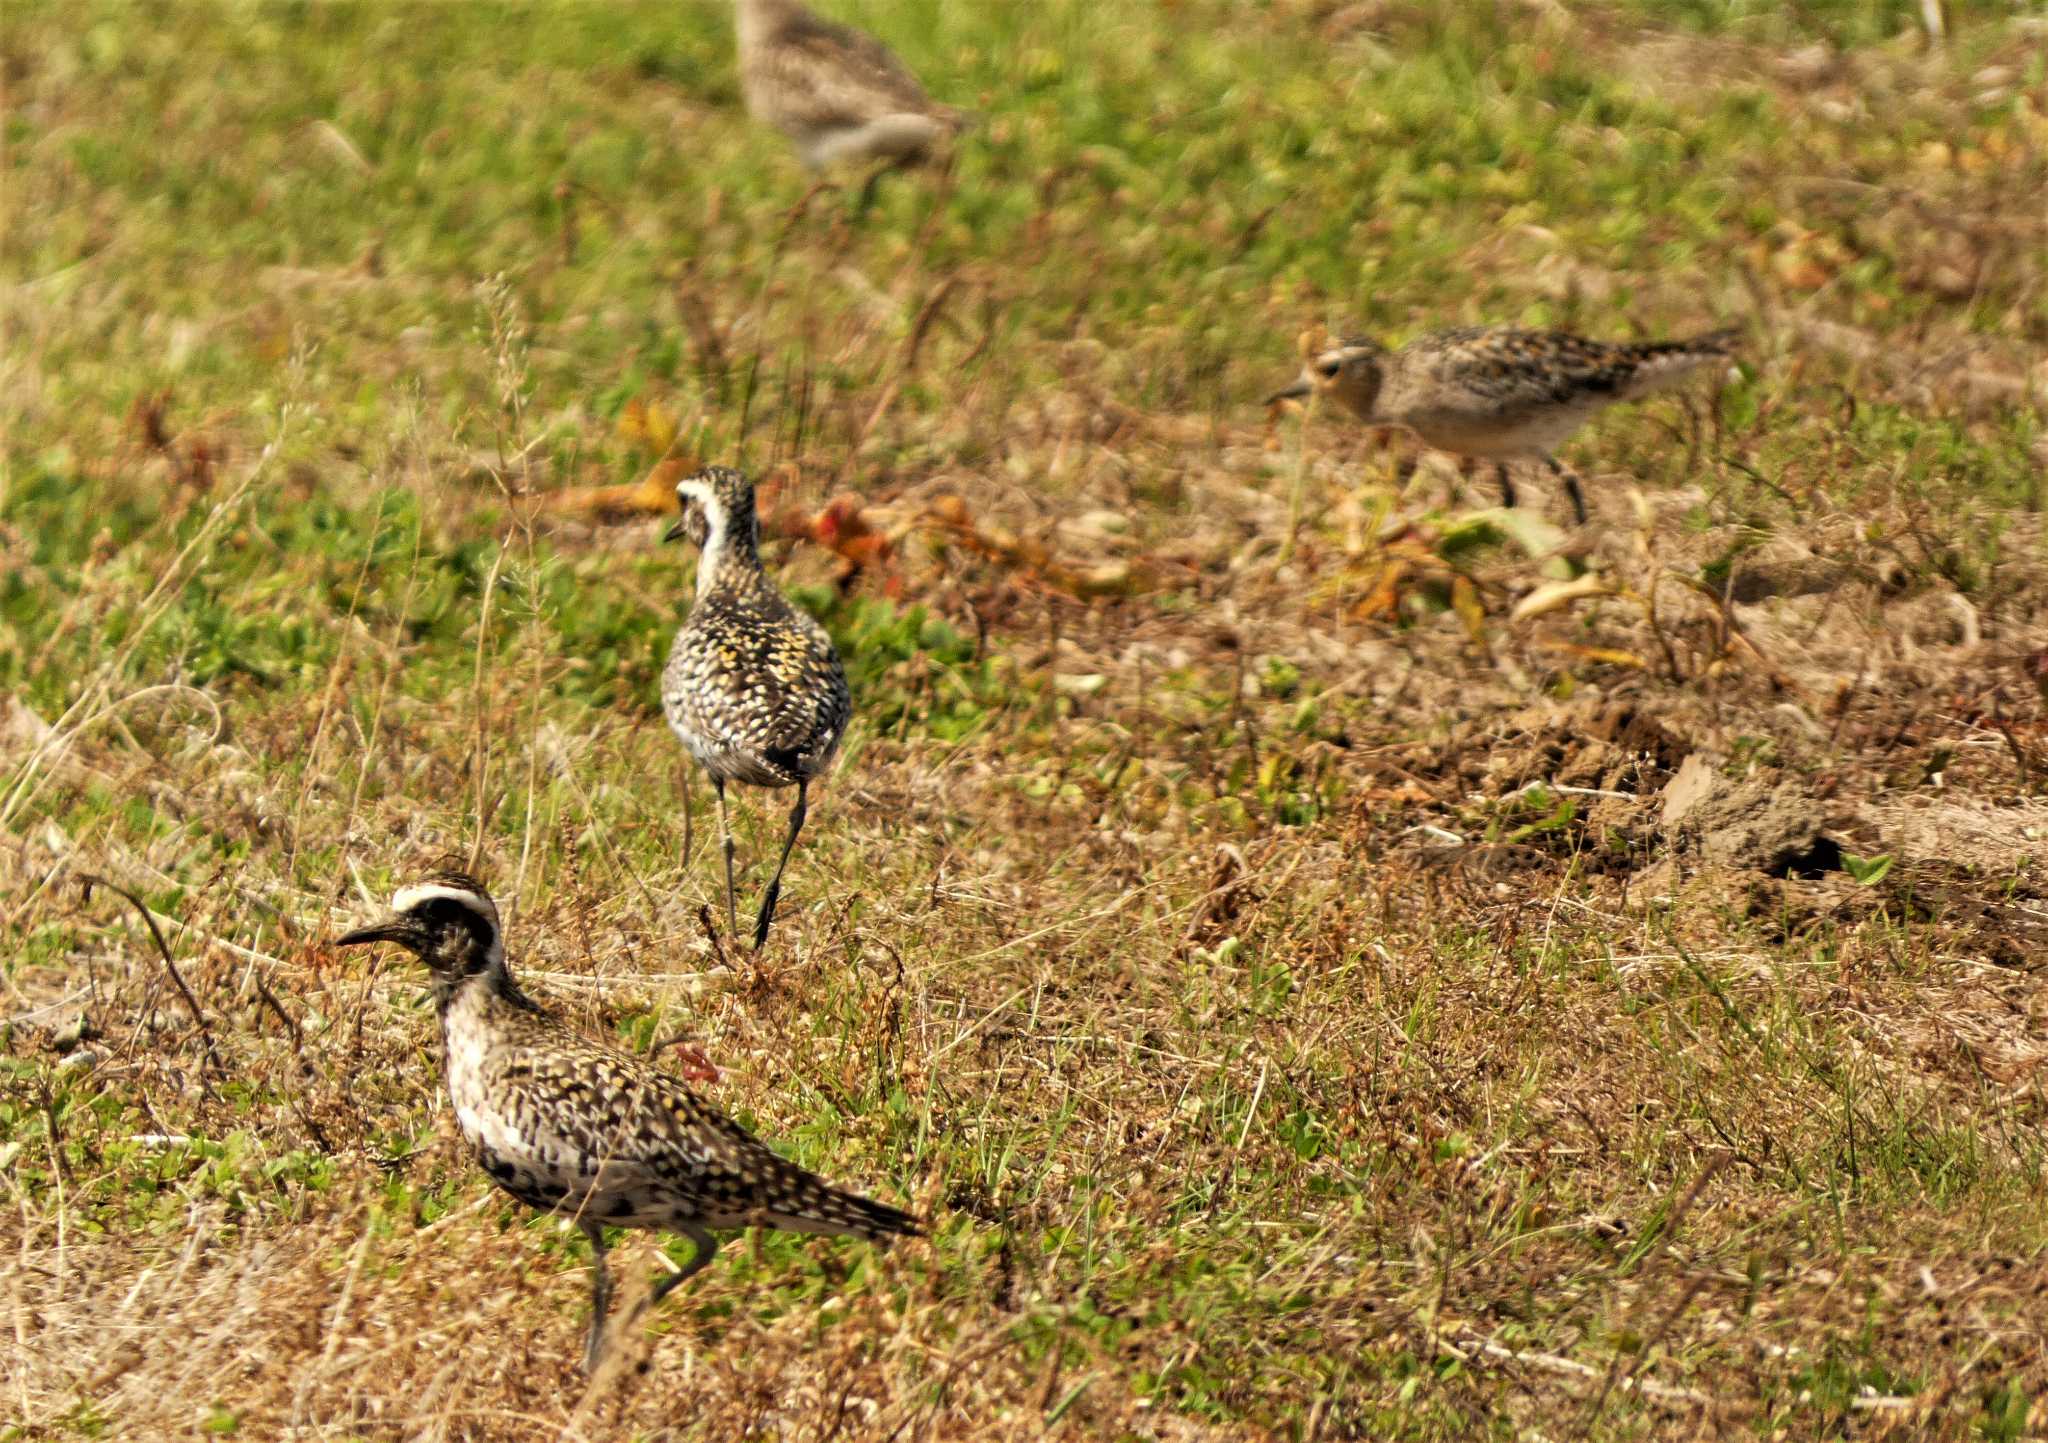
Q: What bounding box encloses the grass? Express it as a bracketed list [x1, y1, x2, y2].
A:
[4, 0, 2048, 1437]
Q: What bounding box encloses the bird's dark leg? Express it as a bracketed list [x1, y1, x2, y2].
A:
[753, 780, 808, 952]
[714, 778, 737, 940]
[853, 160, 904, 218]
[1545, 456, 1588, 525]
[649, 1225, 719, 1307]
[580, 1218, 613, 1374]
[1494, 462, 1518, 511]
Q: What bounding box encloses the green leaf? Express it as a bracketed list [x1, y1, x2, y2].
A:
[1842, 852, 1894, 886]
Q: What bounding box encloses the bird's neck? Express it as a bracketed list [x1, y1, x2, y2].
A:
[429, 939, 522, 1015]
[1338, 371, 1386, 424]
[696, 510, 764, 602]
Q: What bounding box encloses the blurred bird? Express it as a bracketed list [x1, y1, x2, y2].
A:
[335, 871, 919, 1371]
[735, 0, 967, 204]
[662, 465, 850, 951]
[1268, 325, 1738, 524]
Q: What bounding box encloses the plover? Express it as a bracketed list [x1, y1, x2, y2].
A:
[335, 871, 918, 1369]
[1268, 325, 1738, 524]
[735, 0, 966, 187]
[662, 465, 850, 951]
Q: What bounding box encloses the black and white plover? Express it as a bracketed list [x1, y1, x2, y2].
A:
[335, 871, 918, 1370]
[735, 0, 966, 195]
[662, 466, 850, 951]
[1268, 325, 1738, 524]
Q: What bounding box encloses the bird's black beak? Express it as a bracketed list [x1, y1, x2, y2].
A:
[335, 915, 420, 950]
[663, 518, 688, 543]
[1266, 377, 1313, 405]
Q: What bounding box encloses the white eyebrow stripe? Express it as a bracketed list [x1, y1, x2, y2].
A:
[391, 884, 497, 922]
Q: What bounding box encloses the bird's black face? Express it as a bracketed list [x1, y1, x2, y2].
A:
[664, 497, 710, 548]
[667, 470, 757, 536]
[336, 873, 502, 979]
[666, 465, 759, 555]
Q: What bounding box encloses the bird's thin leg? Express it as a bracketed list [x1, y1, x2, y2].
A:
[714, 779, 738, 940]
[853, 158, 909, 217]
[649, 1226, 720, 1307]
[679, 767, 695, 873]
[932, 141, 961, 196]
[1452, 456, 1479, 511]
[919, 144, 962, 230]
[1545, 456, 1588, 525]
[1494, 462, 1519, 511]
[580, 1218, 613, 1374]
[753, 781, 808, 952]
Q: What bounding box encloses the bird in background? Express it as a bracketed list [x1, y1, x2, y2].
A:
[735, 0, 969, 207]
[1268, 325, 1739, 524]
[335, 871, 919, 1370]
[662, 465, 850, 951]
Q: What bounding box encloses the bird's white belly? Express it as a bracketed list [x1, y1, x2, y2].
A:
[442, 1024, 680, 1224]
[443, 1005, 575, 1191]
[450, 1090, 539, 1172]
[680, 731, 798, 788]
[1402, 404, 1596, 459]
[444, 1027, 546, 1176]
[807, 113, 944, 168]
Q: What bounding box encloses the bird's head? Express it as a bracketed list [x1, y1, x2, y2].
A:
[336, 870, 504, 991]
[666, 465, 762, 598]
[1267, 337, 1387, 421]
[665, 465, 757, 549]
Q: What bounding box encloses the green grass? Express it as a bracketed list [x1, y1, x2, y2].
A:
[5, 0, 2048, 1438]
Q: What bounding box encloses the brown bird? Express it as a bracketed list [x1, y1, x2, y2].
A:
[1269, 325, 1738, 523]
[336, 871, 919, 1370]
[735, 0, 967, 203]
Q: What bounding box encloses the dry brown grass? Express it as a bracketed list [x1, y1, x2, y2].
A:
[6, 0, 2048, 1438]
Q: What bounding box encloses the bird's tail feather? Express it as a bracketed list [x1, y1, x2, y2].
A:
[758, 1165, 923, 1242]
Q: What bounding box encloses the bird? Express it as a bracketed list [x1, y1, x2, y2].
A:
[734, 0, 967, 202]
[1267, 325, 1738, 524]
[334, 870, 919, 1371]
[662, 465, 850, 951]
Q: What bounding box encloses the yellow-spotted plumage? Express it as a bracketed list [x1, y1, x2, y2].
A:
[661, 466, 850, 949]
[336, 872, 917, 1371]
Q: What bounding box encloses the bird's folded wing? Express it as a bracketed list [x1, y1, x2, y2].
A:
[1441, 331, 1633, 404]
[759, 17, 938, 128]
[757, 624, 848, 754]
[490, 1042, 783, 1188]
[674, 610, 845, 760]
